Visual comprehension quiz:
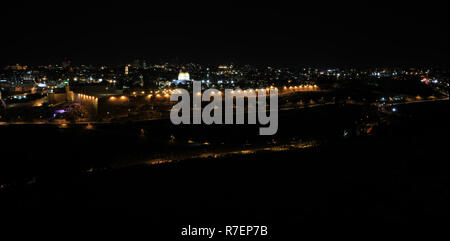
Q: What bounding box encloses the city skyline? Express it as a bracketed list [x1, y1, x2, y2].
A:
[1, 1, 448, 237]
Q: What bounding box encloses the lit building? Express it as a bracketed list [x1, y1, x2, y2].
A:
[4, 64, 27, 71]
[48, 86, 75, 104]
[178, 71, 190, 81]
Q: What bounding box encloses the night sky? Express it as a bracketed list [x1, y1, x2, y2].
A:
[1, 1, 449, 67]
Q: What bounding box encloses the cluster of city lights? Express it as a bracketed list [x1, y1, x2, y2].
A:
[78, 93, 98, 102]
[284, 84, 318, 89]
[109, 85, 319, 102]
[109, 96, 128, 101]
[129, 89, 172, 100]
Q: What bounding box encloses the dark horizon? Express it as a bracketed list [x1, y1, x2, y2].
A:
[1, 1, 449, 67]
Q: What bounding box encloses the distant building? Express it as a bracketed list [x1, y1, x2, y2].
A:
[4, 64, 27, 71]
[178, 71, 190, 81]
[172, 71, 190, 85]
[48, 86, 75, 104]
